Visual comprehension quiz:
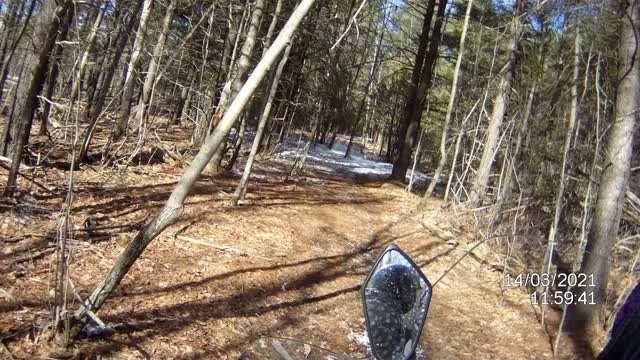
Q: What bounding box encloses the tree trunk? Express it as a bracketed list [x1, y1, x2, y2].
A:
[171, 72, 194, 125]
[231, 40, 293, 206]
[40, 5, 75, 135]
[77, 0, 145, 164]
[207, 0, 265, 175]
[74, 0, 318, 322]
[391, 0, 446, 180]
[69, 0, 109, 101]
[389, 0, 437, 176]
[226, 114, 248, 170]
[422, 0, 474, 201]
[0, 0, 36, 109]
[468, 0, 522, 206]
[5, 0, 73, 196]
[0, 0, 37, 154]
[111, 0, 153, 141]
[134, 0, 176, 131]
[541, 22, 581, 327]
[568, 0, 638, 333]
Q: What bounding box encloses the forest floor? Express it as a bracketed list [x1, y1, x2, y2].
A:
[1, 123, 587, 359]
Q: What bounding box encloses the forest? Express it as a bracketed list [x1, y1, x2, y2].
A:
[0, 0, 638, 358]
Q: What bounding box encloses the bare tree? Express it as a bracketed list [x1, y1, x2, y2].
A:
[69, 0, 109, 101]
[207, 0, 266, 174]
[568, 0, 638, 332]
[111, 0, 153, 141]
[40, 5, 75, 135]
[468, 0, 523, 206]
[134, 0, 177, 132]
[5, 0, 74, 196]
[423, 0, 474, 201]
[392, 0, 447, 181]
[0, 0, 37, 155]
[231, 40, 294, 206]
[541, 18, 581, 329]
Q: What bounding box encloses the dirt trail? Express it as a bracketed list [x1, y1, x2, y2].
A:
[1, 137, 565, 359]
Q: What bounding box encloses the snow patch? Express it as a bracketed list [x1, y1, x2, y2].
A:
[350, 330, 370, 347]
[277, 139, 432, 187]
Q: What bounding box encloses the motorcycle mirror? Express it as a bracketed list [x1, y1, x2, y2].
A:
[362, 244, 432, 360]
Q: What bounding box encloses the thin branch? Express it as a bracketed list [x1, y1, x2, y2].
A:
[330, 0, 368, 52]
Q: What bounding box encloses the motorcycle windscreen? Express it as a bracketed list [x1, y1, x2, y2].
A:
[362, 245, 432, 360]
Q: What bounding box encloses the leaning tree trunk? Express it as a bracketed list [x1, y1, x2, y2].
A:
[207, 0, 265, 174]
[111, 0, 153, 141]
[468, 0, 523, 206]
[567, 0, 638, 332]
[422, 0, 474, 201]
[5, 0, 73, 196]
[74, 0, 318, 323]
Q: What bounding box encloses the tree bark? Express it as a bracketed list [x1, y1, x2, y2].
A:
[5, 0, 73, 196]
[111, 0, 153, 141]
[207, 0, 265, 174]
[231, 40, 294, 206]
[468, 0, 523, 206]
[40, 5, 75, 135]
[423, 0, 474, 201]
[69, 0, 109, 101]
[134, 0, 176, 130]
[77, 0, 145, 164]
[568, 0, 638, 332]
[391, 0, 447, 180]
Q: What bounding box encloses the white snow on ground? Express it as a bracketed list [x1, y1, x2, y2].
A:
[275, 134, 436, 188]
[350, 329, 370, 347]
[232, 130, 444, 188]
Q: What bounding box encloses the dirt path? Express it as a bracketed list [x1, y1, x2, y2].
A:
[1, 138, 562, 359]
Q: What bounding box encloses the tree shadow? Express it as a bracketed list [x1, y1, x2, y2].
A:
[73, 210, 426, 357]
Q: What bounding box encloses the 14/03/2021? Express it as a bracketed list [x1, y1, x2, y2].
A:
[504, 272, 596, 305]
